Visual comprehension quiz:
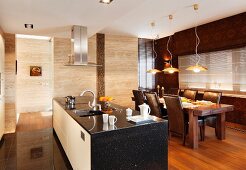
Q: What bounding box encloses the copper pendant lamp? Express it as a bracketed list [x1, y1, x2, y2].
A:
[163, 15, 179, 74]
[186, 4, 208, 73]
[147, 22, 161, 74]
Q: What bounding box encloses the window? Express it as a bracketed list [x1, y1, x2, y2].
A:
[179, 46, 246, 92]
[138, 39, 155, 89]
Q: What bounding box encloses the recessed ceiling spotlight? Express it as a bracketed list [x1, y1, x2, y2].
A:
[99, 0, 113, 4]
[24, 24, 33, 29]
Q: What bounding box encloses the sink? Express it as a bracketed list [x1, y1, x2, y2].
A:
[73, 109, 104, 117]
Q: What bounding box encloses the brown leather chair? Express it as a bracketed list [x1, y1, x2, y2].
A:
[164, 95, 204, 145]
[183, 89, 198, 101]
[203, 91, 222, 136]
[132, 90, 145, 111]
[203, 91, 222, 104]
[145, 92, 167, 118]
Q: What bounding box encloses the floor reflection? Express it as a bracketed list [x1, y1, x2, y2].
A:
[0, 112, 72, 170]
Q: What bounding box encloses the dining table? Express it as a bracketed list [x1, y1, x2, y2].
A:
[159, 98, 234, 149]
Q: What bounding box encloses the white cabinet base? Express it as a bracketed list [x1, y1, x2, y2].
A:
[53, 100, 91, 170]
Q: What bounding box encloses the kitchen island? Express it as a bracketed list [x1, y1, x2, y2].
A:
[53, 96, 168, 170]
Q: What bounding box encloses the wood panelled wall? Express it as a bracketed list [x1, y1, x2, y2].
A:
[155, 12, 246, 90]
[154, 12, 246, 126]
[4, 33, 16, 133]
[221, 96, 246, 126]
[155, 37, 179, 90]
[174, 12, 246, 56]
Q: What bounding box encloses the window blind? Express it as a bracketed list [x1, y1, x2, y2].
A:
[138, 39, 155, 89]
[179, 46, 246, 92]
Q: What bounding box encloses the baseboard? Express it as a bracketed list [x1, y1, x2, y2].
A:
[226, 122, 246, 132]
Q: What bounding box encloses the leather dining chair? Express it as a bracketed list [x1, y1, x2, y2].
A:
[145, 92, 167, 119]
[132, 90, 145, 111]
[202, 91, 222, 137]
[183, 89, 198, 101]
[203, 91, 222, 104]
[164, 95, 204, 145]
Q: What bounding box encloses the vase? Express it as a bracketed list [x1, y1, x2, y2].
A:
[101, 101, 112, 111]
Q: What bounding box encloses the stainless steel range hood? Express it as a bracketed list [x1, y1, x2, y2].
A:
[65, 25, 101, 67]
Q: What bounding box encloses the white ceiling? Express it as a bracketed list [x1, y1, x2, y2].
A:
[0, 0, 245, 39]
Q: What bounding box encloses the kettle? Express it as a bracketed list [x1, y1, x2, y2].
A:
[138, 103, 151, 117]
[65, 96, 76, 105]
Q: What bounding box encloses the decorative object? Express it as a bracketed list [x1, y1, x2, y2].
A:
[30, 66, 42, 76]
[186, 4, 208, 73]
[161, 87, 165, 97]
[157, 85, 160, 97]
[99, 96, 113, 111]
[147, 22, 161, 74]
[163, 15, 179, 74]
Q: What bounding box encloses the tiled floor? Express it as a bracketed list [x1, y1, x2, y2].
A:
[0, 112, 72, 170]
[0, 133, 16, 170]
[1, 112, 245, 170]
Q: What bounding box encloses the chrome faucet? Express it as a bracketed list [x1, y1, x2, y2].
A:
[80, 90, 101, 111]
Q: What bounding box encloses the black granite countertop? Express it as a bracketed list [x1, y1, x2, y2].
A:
[53, 96, 165, 135]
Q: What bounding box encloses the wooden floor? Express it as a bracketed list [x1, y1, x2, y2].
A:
[168, 126, 246, 170]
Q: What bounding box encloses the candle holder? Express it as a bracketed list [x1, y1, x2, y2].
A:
[101, 101, 112, 111]
[157, 85, 160, 97]
[161, 87, 165, 97]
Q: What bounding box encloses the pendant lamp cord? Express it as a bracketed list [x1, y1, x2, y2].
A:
[150, 22, 158, 68]
[195, 26, 201, 65]
[153, 37, 158, 60]
[167, 35, 173, 66]
[194, 4, 201, 65]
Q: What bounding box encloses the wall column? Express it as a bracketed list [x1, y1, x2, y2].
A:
[4, 33, 16, 133]
[96, 33, 105, 98]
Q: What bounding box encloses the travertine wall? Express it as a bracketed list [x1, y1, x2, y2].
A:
[3, 33, 138, 133]
[4, 33, 16, 133]
[0, 28, 5, 137]
[16, 38, 53, 113]
[105, 35, 138, 108]
[53, 36, 97, 97]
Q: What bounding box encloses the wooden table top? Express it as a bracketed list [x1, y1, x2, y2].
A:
[184, 104, 234, 116]
[158, 97, 234, 116]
